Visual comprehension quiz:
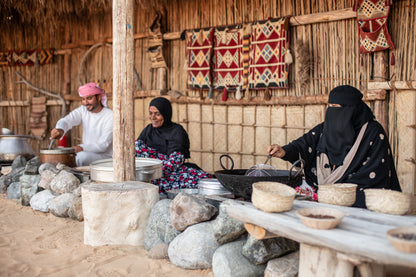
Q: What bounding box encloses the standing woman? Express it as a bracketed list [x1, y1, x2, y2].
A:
[135, 97, 212, 194]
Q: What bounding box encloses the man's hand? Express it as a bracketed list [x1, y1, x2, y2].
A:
[50, 128, 64, 140]
[72, 145, 83, 153]
[267, 144, 286, 158]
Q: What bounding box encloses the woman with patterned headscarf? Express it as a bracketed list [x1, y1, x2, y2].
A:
[135, 97, 212, 194]
[267, 85, 401, 208]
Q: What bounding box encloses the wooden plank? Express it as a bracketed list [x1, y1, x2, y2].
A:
[225, 200, 416, 268]
[244, 223, 280, 239]
[112, 0, 136, 182]
[368, 81, 416, 91]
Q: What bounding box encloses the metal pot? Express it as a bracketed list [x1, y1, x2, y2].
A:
[90, 157, 163, 183]
[40, 147, 76, 167]
[198, 178, 233, 196]
[0, 135, 38, 161]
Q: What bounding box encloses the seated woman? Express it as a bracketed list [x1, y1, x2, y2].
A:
[267, 85, 401, 208]
[135, 97, 212, 194]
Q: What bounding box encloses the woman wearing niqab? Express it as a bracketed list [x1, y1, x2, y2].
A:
[135, 97, 212, 193]
[268, 85, 401, 208]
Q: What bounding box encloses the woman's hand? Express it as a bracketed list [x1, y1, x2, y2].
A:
[267, 144, 286, 158]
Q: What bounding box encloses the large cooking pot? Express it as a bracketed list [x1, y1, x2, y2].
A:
[214, 154, 304, 200]
[0, 135, 39, 161]
[90, 157, 163, 183]
[40, 148, 76, 167]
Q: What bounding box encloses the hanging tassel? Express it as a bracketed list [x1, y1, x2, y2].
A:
[264, 88, 271, 101]
[285, 49, 293, 64]
[235, 87, 242, 100]
[360, 55, 364, 67]
[222, 87, 228, 101]
[390, 51, 395, 66]
[208, 87, 213, 99]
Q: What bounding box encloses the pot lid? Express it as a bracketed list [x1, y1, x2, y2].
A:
[90, 157, 163, 171]
[40, 147, 76, 154]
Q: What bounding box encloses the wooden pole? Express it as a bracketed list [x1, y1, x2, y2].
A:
[112, 0, 136, 182]
[372, 52, 389, 132]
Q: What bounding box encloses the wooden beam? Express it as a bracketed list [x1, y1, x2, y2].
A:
[112, 0, 136, 182]
[368, 81, 416, 90]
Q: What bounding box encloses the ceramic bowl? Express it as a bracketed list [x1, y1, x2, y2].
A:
[297, 207, 344, 229]
[387, 227, 416, 253]
[252, 182, 296, 213]
[318, 183, 357, 206]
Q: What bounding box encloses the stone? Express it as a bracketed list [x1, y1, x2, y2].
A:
[211, 200, 246, 245]
[11, 155, 27, 169]
[264, 251, 299, 277]
[0, 167, 25, 193]
[20, 174, 41, 206]
[38, 169, 57, 190]
[30, 190, 56, 212]
[1, 166, 12, 175]
[50, 170, 80, 194]
[24, 156, 41, 175]
[68, 196, 83, 221]
[72, 186, 82, 197]
[82, 181, 159, 246]
[7, 182, 20, 199]
[170, 192, 218, 231]
[38, 163, 59, 174]
[242, 235, 299, 265]
[49, 193, 76, 217]
[212, 237, 266, 277]
[144, 199, 181, 251]
[168, 221, 219, 269]
[148, 243, 169, 259]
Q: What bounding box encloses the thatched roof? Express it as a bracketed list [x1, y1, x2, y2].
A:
[0, 0, 164, 29]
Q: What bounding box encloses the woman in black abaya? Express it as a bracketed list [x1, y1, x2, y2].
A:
[267, 85, 401, 208]
[135, 97, 212, 193]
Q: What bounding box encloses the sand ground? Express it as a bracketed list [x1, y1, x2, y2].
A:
[0, 194, 212, 277]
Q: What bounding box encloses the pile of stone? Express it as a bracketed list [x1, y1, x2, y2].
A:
[144, 192, 300, 277]
[0, 155, 84, 221]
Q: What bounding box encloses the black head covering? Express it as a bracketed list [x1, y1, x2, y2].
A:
[138, 97, 191, 158]
[317, 85, 375, 166]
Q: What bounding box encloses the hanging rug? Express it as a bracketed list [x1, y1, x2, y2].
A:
[249, 17, 290, 89]
[186, 28, 214, 90]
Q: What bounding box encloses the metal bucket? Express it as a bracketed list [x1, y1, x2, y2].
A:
[198, 178, 233, 196]
[40, 147, 76, 167]
[90, 157, 163, 183]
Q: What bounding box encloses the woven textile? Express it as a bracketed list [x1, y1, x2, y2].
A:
[0, 49, 54, 67]
[186, 28, 214, 89]
[249, 17, 290, 89]
[242, 24, 252, 91]
[212, 27, 243, 90]
[354, 0, 394, 53]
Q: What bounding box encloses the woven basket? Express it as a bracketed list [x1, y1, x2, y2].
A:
[297, 207, 344, 229]
[252, 182, 296, 213]
[365, 189, 411, 215]
[318, 183, 357, 206]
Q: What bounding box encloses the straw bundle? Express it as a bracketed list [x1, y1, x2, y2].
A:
[365, 189, 411, 215]
[251, 182, 296, 213]
[318, 183, 357, 206]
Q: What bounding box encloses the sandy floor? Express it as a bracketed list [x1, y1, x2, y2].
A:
[0, 194, 212, 277]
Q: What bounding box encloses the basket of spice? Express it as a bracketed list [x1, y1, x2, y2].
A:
[296, 207, 344, 230]
[387, 227, 416, 253]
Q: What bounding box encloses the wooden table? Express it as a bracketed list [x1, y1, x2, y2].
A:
[225, 199, 416, 277]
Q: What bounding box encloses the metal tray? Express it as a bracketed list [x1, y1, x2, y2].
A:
[90, 157, 163, 183]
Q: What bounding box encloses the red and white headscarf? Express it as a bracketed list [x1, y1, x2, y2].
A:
[78, 82, 107, 107]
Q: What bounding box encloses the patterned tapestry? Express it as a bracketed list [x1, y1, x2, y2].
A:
[186, 28, 214, 90]
[212, 27, 243, 90]
[0, 49, 54, 67]
[353, 0, 394, 54]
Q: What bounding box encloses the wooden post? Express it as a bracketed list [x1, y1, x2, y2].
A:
[156, 67, 166, 92]
[373, 52, 389, 132]
[112, 0, 136, 181]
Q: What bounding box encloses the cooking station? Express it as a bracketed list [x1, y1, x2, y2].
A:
[224, 198, 416, 277]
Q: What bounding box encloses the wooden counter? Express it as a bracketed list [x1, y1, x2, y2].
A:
[225, 199, 416, 277]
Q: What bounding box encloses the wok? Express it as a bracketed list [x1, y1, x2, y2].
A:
[214, 154, 304, 200]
